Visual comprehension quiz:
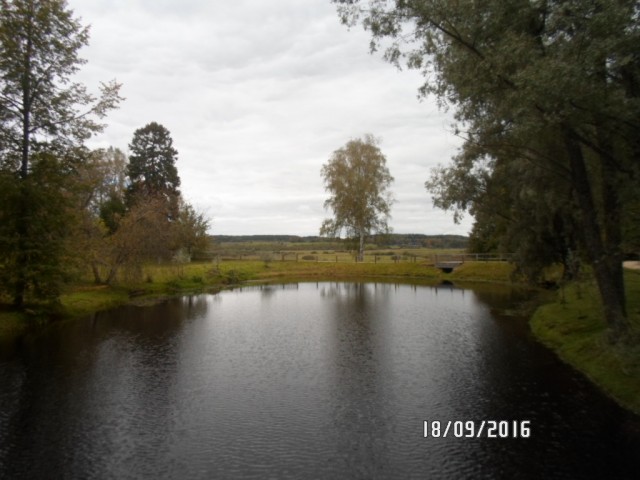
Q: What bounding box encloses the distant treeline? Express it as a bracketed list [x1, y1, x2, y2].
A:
[212, 234, 468, 249]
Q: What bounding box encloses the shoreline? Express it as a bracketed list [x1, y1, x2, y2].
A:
[531, 268, 640, 415]
[2, 260, 638, 416]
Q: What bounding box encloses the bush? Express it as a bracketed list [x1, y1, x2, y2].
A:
[260, 253, 274, 268]
[223, 269, 247, 285]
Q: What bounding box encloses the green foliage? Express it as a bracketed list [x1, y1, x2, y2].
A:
[0, 154, 75, 304]
[437, 150, 581, 283]
[126, 122, 181, 206]
[0, 0, 121, 168]
[86, 147, 128, 233]
[173, 200, 210, 259]
[99, 195, 127, 234]
[0, 0, 121, 307]
[336, 0, 639, 337]
[320, 134, 394, 260]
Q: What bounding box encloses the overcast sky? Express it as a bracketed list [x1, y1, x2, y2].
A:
[67, 0, 474, 237]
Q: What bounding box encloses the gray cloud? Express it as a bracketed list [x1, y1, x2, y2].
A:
[69, 0, 473, 236]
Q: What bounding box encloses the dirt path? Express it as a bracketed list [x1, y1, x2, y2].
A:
[623, 261, 640, 270]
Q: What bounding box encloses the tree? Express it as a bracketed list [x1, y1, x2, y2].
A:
[89, 197, 210, 285]
[334, 0, 640, 341]
[320, 134, 394, 261]
[66, 147, 128, 283]
[0, 0, 122, 307]
[83, 147, 128, 234]
[426, 139, 582, 284]
[0, 153, 75, 303]
[66, 143, 209, 285]
[126, 122, 180, 210]
[102, 196, 176, 285]
[172, 200, 210, 261]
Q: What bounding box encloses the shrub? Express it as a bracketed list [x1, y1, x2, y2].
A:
[223, 269, 247, 285]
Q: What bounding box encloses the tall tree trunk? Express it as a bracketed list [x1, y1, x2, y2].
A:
[597, 124, 627, 319]
[14, 109, 30, 306]
[91, 262, 103, 284]
[13, 186, 28, 308]
[13, 15, 33, 308]
[106, 265, 119, 286]
[563, 128, 629, 341]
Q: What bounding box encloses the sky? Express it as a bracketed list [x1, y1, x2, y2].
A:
[67, 0, 474, 237]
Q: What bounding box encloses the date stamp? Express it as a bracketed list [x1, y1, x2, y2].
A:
[423, 420, 531, 438]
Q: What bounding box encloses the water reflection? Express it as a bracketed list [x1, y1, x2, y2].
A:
[0, 282, 638, 479]
[324, 284, 391, 476]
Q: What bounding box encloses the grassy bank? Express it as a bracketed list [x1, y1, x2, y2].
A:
[0, 259, 515, 345]
[531, 269, 640, 414]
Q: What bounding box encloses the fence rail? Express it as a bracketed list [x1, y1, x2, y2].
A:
[202, 252, 512, 265]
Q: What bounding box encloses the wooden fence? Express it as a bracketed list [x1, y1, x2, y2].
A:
[205, 252, 512, 265]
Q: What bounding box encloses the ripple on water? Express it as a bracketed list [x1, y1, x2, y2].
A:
[0, 282, 638, 479]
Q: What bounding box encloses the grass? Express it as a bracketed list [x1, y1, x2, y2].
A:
[531, 269, 640, 414]
[214, 258, 516, 285]
[60, 286, 132, 318]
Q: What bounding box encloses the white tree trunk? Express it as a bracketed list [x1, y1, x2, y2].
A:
[358, 232, 365, 262]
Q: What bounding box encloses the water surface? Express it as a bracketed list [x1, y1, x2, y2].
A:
[1, 282, 638, 479]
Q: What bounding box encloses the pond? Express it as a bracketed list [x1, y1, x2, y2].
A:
[0, 282, 638, 479]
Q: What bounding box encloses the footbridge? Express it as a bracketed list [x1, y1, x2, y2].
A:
[432, 253, 511, 273]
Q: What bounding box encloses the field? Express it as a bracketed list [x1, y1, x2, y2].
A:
[209, 240, 464, 263]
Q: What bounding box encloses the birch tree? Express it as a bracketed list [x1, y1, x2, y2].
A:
[320, 134, 394, 261]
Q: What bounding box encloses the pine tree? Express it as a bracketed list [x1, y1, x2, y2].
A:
[126, 122, 181, 207]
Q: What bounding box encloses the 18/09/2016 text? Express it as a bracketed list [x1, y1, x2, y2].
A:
[423, 420, 531, 438]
